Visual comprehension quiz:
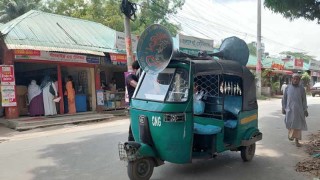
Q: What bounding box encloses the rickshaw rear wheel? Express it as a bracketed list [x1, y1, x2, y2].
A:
[240, 143, 256, 162]
[127, 158, 154, 180]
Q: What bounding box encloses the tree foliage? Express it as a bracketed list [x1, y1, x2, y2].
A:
[247, 42, 257, 56]
[301, 71, 311, 89]
[0, 0, 40, 23]
[41, 0, 184, 35]
[280, 51, 315, 64]
[264, 0, 320, 23]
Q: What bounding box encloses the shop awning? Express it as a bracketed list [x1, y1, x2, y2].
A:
[0, 10, 117, 56]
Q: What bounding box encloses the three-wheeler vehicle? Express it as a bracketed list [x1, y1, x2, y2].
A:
[119, 24, 262, 180]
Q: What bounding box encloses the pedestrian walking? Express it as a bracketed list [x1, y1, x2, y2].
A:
[282, 73, 308, 147]
[281, 82, 287, 95]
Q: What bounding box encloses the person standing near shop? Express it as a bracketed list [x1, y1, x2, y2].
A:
[41, 76, 58, 116]
[126, 61, 140, 141]
[65, 75, 76, 114]
[282, 73, 308, 147]
[28, 80, 44, 116]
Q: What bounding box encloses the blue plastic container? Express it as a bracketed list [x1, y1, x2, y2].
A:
[75, 94, 87, 112]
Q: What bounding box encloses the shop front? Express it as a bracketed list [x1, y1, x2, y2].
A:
[4, 49, 100, 118]
[99, 53, 128, 111]
[97, 31, 139, 111]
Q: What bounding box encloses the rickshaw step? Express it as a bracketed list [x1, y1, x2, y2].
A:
[192, 152, 217, 161]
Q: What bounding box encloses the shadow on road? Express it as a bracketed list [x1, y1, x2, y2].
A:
[30, 131, 127, 180]
[28, 101, 320, 180]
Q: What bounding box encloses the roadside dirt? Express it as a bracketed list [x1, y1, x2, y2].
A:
[296, 131, 320, 177]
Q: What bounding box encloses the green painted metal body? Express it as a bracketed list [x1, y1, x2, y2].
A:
[130, 61, 261, 164]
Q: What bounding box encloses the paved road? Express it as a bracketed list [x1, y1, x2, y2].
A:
[0, 97, 319, 180]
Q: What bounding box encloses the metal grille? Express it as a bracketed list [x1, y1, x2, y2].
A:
[194, 74, 221, 98]
[118, 142, 127, 161]
[193, 74, 243, 118]
[118, 142, 140, 161]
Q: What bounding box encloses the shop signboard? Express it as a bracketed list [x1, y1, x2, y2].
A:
[0, 65, 15, 85]
[110, 53, 127, 63]
[1, 85, 17, 107]
[96, 90, 104, 106]
[14, 50, 100, 64]
[178, 34, 214, 56]
[115, 31, 139, 52]
[311, 71, 320, 77]
[294, 58, 304, 70]
[110, 53, 136, 65]
[271, 62, 284, 70]
[309, 60, 320, 71]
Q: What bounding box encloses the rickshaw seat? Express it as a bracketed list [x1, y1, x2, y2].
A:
[194, 123, 222, 135]
[224, 96, 242, 115]
[223, 96, 242, 129]
[224, 120, 237, 128]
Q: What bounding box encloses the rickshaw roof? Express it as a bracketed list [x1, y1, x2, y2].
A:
[172, 59, 250, 77]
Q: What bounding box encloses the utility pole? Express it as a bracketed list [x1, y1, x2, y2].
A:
[124, 16, 133, 72]
[256, 0, 262, 97]
[121, 0, 134, 72]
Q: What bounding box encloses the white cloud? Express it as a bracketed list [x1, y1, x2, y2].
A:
[172, 0, 320, 59]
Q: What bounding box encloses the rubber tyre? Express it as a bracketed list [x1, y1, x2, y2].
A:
[240, 143, 256, 162]
[127, 158, 154, 180]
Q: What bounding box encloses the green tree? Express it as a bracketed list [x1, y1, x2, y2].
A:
[0, 0, 40, 23]
[280, 51, 315, 64]
[264, 0, 320, 23]
[301, 71, 311, 90]
[41, 0, 185, 35]
[247, 42, 257, 56]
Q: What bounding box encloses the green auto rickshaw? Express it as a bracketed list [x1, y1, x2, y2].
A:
[118, 24, 262, 180]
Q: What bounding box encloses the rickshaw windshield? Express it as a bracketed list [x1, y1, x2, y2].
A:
[135, 68, 189, 102]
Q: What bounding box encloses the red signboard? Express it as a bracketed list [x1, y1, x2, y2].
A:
[294, 59, 304, 69]
[110, 53, 136, 63]
[14, 49, 41, 56]
[0, 65, 15, 85]
[271, 62, 284, 70]
[110, 53, 127, 63]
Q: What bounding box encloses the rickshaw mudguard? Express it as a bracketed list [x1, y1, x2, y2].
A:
[136, 142, 157, 158]
[241, 127, 262, 146]
[119, 141, 166, 167]
[232, 110, 261, 147]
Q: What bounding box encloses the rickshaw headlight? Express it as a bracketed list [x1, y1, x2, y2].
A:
[164, 113, 185, 122]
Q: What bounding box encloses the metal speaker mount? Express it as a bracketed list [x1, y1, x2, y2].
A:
[136, 24, 173, 74]
[211, 36, 249, 66]
[137, 24, 250, 74]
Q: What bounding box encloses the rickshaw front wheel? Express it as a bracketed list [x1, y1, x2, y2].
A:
[127, 158, 154, 180]
[240, 143, 256, 162]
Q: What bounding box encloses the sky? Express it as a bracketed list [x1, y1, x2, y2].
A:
[170, 0, 320, 60]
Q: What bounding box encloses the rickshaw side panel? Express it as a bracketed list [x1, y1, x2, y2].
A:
[237, 110, 259, 146]
[130, 101, 193, 164]
[193, 116, 225, 152]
